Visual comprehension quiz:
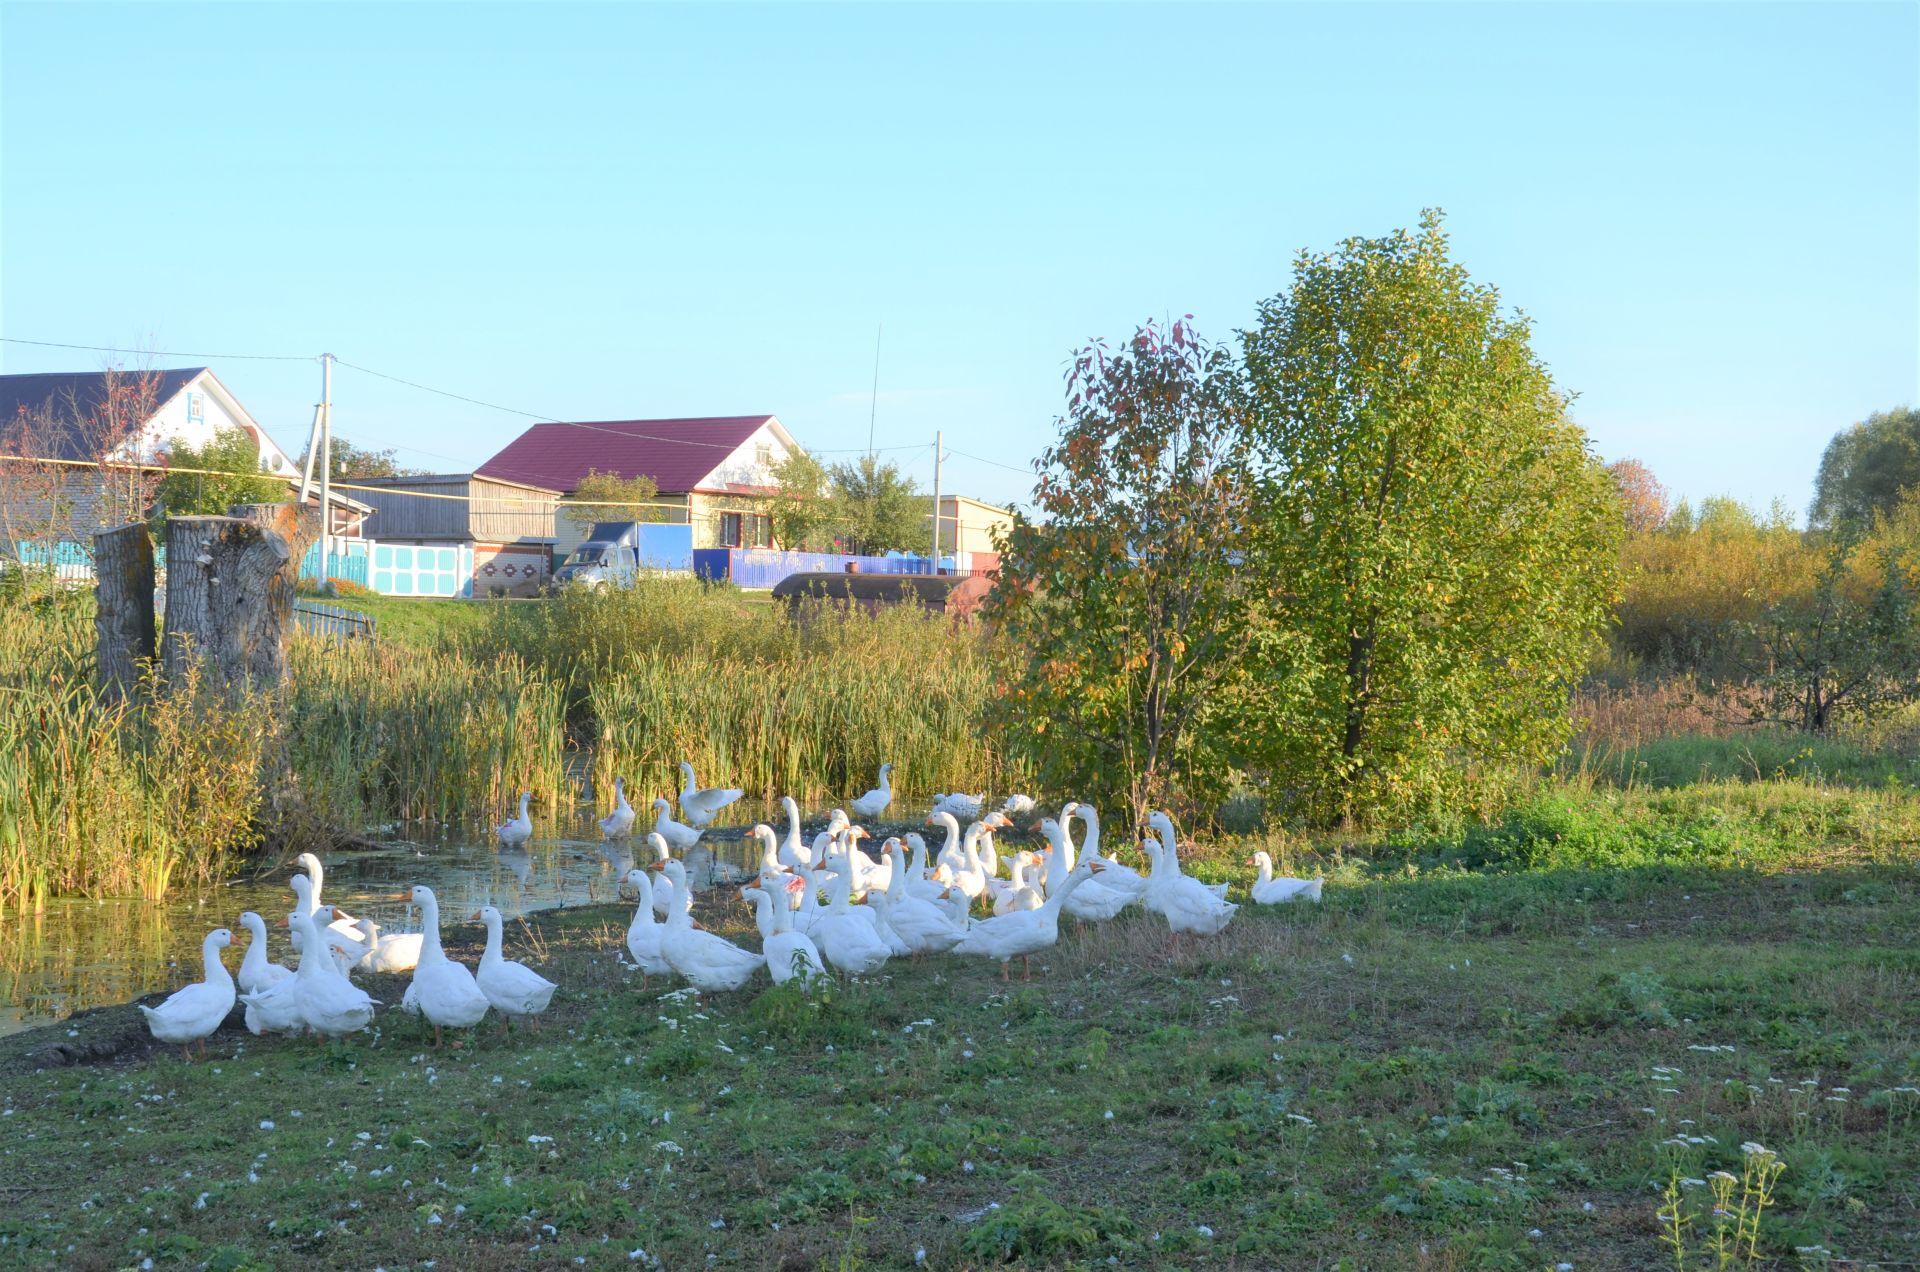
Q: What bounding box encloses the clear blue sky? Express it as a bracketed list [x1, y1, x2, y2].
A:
[3, 2, 1914, 516]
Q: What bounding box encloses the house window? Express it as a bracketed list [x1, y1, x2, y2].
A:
[720, 512, 743, 548]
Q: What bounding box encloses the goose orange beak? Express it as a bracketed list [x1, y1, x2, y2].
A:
[470, 910, 483, 921]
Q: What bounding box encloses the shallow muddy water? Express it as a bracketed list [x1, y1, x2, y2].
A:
[0, 803, 804, 1038]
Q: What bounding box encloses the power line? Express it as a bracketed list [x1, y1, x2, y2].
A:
[1, 336, 317, 362]
[942, 444, 1035, 477]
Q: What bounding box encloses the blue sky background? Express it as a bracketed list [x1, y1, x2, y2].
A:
[3, 2, 1914, 516]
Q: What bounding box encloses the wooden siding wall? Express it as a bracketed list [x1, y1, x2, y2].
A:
[470, 477, 558, 543]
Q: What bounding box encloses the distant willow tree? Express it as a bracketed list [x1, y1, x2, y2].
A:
[1241, 211, 1622, 824]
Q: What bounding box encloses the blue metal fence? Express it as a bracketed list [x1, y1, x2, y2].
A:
[693, 548, 944, 589]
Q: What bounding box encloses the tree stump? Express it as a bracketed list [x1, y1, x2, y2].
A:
[161, 515, 293, 689]
[229, 502, 318, 643]
[93, 522, 157, 701]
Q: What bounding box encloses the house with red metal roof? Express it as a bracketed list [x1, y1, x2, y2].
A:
[476, 414, 802, 555]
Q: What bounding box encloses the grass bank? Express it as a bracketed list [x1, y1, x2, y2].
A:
[2, 805, 1914, 1270]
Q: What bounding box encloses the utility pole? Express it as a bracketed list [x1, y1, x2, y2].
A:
[317, 352, 334, 584]
[930, 430, 942, 573]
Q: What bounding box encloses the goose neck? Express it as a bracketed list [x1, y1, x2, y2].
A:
[203, 933, 233, 986]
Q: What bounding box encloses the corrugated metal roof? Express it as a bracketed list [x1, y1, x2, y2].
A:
[0, 368, 204, 460]
[476, 416, 776, 494]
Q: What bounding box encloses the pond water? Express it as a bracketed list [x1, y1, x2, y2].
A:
[0, 803, 798, 1038]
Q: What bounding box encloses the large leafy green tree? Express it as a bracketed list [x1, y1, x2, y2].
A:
[986, 319, 1283, 819]
[1810, 406, 1920, 530]
[830, 454, 922, 555]
[1242, 211, 1621, 824]
[562, 469, 662, 533]
[766, 450, 837, 550]
[154, 427, 286, 524]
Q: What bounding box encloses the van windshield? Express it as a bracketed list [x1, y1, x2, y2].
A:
[565, 546, 605, 566]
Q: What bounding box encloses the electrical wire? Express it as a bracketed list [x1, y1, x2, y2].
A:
[0, 337, 317, 362]
[942, 444, 1036, 477]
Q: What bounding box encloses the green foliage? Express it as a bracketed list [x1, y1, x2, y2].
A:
[1811, 406, 1920, 530]
[828, 453, 922, 555]
[297, 437, 419, 482]
[1242, 210, 1622, 824]
[154, 426, 285, 524]
[987, 318, 1282, 818]
[1743, 529, 1920, 733]
[562, 468, 663, 533]
[959, 1189, 1139, 1262]
[765, 449, 836, 550]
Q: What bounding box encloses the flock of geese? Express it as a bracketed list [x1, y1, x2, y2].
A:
[138, 763, 1322, 1060]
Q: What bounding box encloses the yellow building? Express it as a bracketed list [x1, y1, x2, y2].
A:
[930, 493, 1015, 561]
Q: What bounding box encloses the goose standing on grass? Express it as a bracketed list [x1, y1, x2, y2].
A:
[236, 911, 291, 996]
[598, 777, 637, 840]
[289, 853, 366, 956]
[1145, 812, 1229, 899]
[992, 851, 1047, 916]
[653, 859, 763, 994]
[748, 823, 788, 888]
[1062, 802, 1147, 900]
[351, 917, 424, 974]
[622, 868, 673, 988]
[400, 885, 490, 1047]
[652, 799, 701, 854]
[497, 790, 534, 848]
[1141, 830, 1238, 942]
[287, 906, 378, 1038]
[1248, 852, 1325, 905]
[677, 762, 744, 828]
[849, 763, 894, 820]
[744, 879, 827, 985]
[811, 858, 892, 975]
[900, 833, 946, 901]
[926, 810, 966, 876]
[878, 842, 966, 955]
[139, 927, 235, 1061]
[952, 860, 1105, 981]
[1036, 817, 1134, 922]
[473, 905, 558, 1027]
[643, 832, 681, 917]
[242, 879, 336, 1036]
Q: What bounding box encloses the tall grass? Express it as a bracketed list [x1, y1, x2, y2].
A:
[284, 638, 569, 826]
[468, 578, 1018, 801]
[0, 604, 272, 913]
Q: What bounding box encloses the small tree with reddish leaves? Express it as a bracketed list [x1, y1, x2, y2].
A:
[985, 318, 1283, 821]
[1608, 458, 1670, 534]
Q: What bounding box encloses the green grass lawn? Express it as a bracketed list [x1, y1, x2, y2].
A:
[3, 804, 1916, 1270]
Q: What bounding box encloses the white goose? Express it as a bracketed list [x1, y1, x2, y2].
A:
[925, 811, 966, 876]
[399, 885, 491, 1046]
[810, 860, 892, 975]
[651, 799, 702, 854]
[677, 762, 744, 828]
[992, 851, 1046, 916]
[1036, 817, 1134, 921]
[496, 790, 534, 847]
[644, 832, 680, 917]
[1062, 802, 1147, 899]
[1248, 852, 1325, 905]
[473, 905, 558, 1026]
[743, 880, 827, 985]
[877, 842, 966, 955]
[1002, 793, 1036, 818]
[929, 792, 985, 820]
[240, 878, 336, 1036]
[235, 911, 291, 996]
[286, 906, 378, 1038]
[777, 796, 811, 868]
[849, 763, 893, 819]
[653, 859, 762, 994]
[1146, 812, 1229, 900]
[1141, 831, 1237, 939]
[900, 833, 946, 901]
[622, 868, 673, 987]
[598, 777, 637, 840]
[350, 917, 424, 974]
[139, 927, 235, 1061]
[952, 860, 1104, 980]
[289, 853, 367, 956]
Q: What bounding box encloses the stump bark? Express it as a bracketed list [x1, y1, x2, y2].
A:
[161, 515, 293, 688]
[229, 501, 318, 643]
[92, 522, 157, 701]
